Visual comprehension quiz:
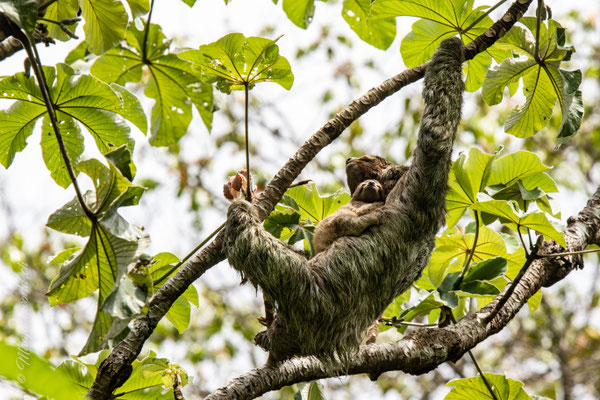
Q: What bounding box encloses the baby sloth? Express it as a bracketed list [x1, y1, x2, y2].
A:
[313, 179, 385, 254]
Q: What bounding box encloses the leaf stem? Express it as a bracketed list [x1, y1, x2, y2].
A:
[462, 0, 508, 34]
[244, 81, 251, 201]
[534, 0, 543, 63]
[537, 248, 600, 258]
[153, 222, 226, 286]
[485, 242, 539, 323]
[449, 314, 499, 400]
[517, 224, 530, 258]
[454, 212, 480, 289]
[14, 29, 95, 220]
[141, 0, 156, 63]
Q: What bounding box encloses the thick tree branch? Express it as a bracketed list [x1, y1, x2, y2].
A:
[206, 185, 600, 399]
[88, 1, 533, 397]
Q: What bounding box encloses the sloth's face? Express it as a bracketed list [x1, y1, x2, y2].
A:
[345, 155, 390, 194]
[354, 179, 384, 203]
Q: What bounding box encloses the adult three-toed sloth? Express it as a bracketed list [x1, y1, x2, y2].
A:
[223, 37, 465, 363]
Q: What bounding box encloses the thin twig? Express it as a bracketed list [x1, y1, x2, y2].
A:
[455, 212, 480, 289]
[450, 314, 499, 400]
[461, 0, 508, 33]
[153, 222, 226, 285]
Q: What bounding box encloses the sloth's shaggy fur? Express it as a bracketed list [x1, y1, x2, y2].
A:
[224, 37, 465, 363]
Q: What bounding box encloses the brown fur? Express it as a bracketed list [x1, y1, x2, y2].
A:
[313, 179, 385, 254]
[224, 38, 465, 364]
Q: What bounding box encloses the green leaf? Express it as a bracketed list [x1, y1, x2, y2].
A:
[40, 114, 84, 188]
[149, 252, 198, 333]
[77, 158, 146, 214]
[372, 0, 496, 91]
[179, 33, 294, 94]
[482, 19, 582, 139]
[80, 0, 128, 54]
[417, 227, 525, 289]
[400, 18, 456, 67]
[557, 69, 583, 140]
[471, 198, 566, 247]
[0, 64, 145, 175]
[305, 381, 325, 400]
[44, 0, 79, 41]
[527, 289, 542, 314]
[504, 65, 557, 137]
[46, 194, 93, 236]
[91, 23, 213, 146]
[47, 214, 149, 354]
[264, 208, 301, 239]
[463, 257, 508, 283]
[487, 151, 550, 187]
[282, 0, 315, 29]
[56, 360, 95, 393]
[0, 101, 46, 168]
[102, 274, 149, 319]
[483, 58, 537, 106]
[0, 341, 84, 399]
[165, 296, 192, 333]
[105, 144, 136, 181]
[399, 294, 444, 327]
[342, 0, 396, 50]
[284, 183, 351, 223]
[0, 0, 39, 33]
[65, 40, 91, 65]
[446, 147, 497, 226]
[125, 0, 149, 18]
[446, 373, 532, 400]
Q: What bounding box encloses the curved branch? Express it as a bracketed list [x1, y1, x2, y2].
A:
[87, 1, 533, 397]
[206, 185, 600, 399]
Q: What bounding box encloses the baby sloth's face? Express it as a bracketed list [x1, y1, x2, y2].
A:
[354, 179, 384, 203]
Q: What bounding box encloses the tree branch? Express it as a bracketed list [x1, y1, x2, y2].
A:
[206, 185, 600, 399]
[87, 0, 533, 397]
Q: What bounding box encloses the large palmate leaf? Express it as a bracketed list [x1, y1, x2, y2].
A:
[59, 350, 186, 399]
[446, 147, 497, 227]
[80, 0, 128, 54]
[370, 0, 508, 91]
[265, 183, 349, 255]
[91, 23, 213, 146]
[280, 182, 350, 223]
[482, 18, 583, 139]
[446, 373, 533, 400]
[446, 148, 558, 226]
[472, 196, 565, 247]
[179, 32, 294, 93]
[416, 226, 525, 290]
[47, 157, 148, 354]
[342, 0, 396, 50]
[0, 64, 146, 187]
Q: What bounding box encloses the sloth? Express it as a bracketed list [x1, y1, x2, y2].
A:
[313, 179, 385, 254]
[223, 37, 465, 363]
[346, 156, 409, 200]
